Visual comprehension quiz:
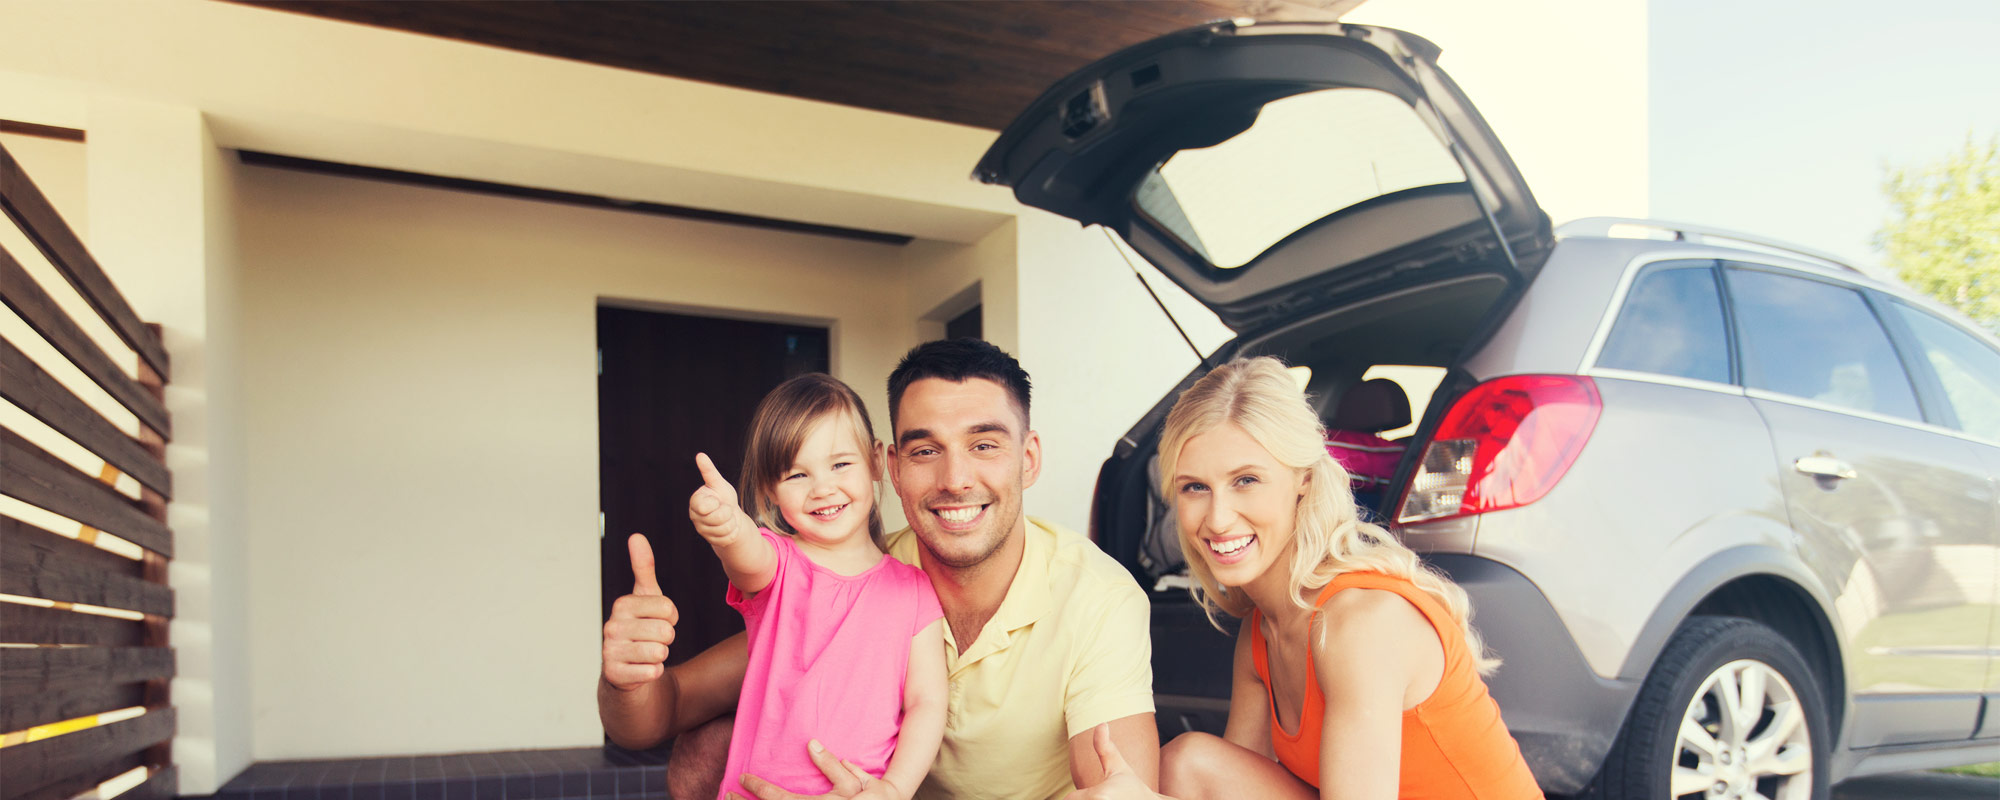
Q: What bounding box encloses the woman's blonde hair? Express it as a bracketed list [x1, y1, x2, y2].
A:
[1157, 356, 1498, 674]
[740, 373, 886, 551]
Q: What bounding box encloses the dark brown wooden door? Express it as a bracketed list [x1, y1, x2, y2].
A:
[597, 306, 829, 664]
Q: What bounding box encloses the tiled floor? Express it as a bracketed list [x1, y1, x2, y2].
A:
[213, 746, 672, 800]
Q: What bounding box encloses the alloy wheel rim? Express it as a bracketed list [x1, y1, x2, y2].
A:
[1672, 658, 1813, 800]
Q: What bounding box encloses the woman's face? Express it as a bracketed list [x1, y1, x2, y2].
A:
[1171, 422, 1308, 589]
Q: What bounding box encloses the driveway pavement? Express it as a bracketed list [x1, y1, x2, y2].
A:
[1832, 771, 1998, 799]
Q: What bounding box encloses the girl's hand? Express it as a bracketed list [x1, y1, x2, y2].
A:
[1065, 725, 1163, 800]
[690, 452, 750, 545]
[848, 773, 904, 800]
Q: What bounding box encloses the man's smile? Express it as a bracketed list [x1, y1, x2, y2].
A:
[932, 504, 989, 528]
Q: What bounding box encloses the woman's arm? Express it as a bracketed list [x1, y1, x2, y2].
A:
[689, 452, 777, 593]
[871, 619, 948, 799]
[1220, 619, 1275, 758]
[1312, 589, 1444, 800]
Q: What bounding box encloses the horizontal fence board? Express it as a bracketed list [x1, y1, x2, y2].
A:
[0, 143, 169, 378]
[0, 604, 144, 646]
[0, 335, 171, 497]
[0, 515, 142, 580]
[0, 708, 173, 800]
[120, 764, 177, 800]
[0, 647, 171, 731]
[0, 247, 170, 438]
[0, 679, 147, 734]
[0, 427, 172, 558]
[7, 752, 146, 800]
[0, 646, 172, 693]
[0, 517, 169, 616]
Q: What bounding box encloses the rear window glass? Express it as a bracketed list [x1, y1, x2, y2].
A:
[1888, 303, 2000, 441]
[1597, 261, 1731, 384]
[1726, 267, 1922, 421]
[1132, 88, 1465, 269]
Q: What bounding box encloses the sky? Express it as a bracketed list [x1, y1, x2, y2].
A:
[1648, 0, 2000, 280]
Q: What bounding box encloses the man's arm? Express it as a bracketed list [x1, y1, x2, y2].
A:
[1068, 713, 1159, 790]
[1064, 582, 1160, 790]
[600, 631, 748, 750]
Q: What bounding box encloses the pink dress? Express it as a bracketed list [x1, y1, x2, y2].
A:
[717, 529, 944, 800]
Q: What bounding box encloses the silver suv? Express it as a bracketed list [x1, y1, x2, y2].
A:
[974, 20, 2000, 799]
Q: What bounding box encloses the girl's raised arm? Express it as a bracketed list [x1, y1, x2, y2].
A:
[689, 452, 776, 594]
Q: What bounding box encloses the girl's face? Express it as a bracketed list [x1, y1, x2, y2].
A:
[773, 412, 880, 548]
[1171, 422, 1308, 590]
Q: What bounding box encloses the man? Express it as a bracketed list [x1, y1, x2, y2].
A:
[600, 339, 1160, 800]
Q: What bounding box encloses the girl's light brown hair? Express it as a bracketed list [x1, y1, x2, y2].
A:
[738, 373, 886, 550]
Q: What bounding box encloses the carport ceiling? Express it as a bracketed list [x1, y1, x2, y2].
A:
[229, 0, 1360, 130]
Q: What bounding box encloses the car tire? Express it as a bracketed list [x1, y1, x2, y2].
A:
[1588, 616, 1830, 800]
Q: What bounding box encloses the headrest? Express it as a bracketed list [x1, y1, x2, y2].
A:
[1327, 378, 1411, 434]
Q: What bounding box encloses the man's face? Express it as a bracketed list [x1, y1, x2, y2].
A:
[888, 377, 1040, 571]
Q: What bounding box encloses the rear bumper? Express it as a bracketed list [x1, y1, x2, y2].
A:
[1426, 554, 1641, 795]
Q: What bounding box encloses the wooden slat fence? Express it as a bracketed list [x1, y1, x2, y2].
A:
[0, 139, 175, 800]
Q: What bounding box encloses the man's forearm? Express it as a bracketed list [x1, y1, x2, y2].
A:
[599, 671, 676, 750]
[602, 632, 749, 750]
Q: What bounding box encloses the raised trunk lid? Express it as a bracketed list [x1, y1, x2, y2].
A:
[975, 20, 1552, 332]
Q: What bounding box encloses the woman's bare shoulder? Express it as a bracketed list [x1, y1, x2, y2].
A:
[1314, 587, 1436, 660]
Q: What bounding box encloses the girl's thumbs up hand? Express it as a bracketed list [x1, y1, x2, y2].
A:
[690, 453, 751, 546]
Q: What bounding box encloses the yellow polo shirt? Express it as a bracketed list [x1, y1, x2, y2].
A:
[886, 517, 1154, 800]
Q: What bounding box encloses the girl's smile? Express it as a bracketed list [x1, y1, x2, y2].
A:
[773, 412, 883, 565]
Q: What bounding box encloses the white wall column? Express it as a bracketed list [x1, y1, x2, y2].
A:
[86, 98, 251, 796]
[1010, 211, 1231, 533]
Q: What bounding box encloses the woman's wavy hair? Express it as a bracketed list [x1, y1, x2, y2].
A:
[1157, 356, 1499, 674]
[740, 373, 886, 551]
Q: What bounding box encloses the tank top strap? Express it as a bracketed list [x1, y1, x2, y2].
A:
[1249, 607, 1270, 682]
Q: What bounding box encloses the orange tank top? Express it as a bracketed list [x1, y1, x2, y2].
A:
[1250, 571, 1543, 800]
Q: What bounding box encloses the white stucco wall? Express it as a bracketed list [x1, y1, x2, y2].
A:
[231, 165, 927, 759]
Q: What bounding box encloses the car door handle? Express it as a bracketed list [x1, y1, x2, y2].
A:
[1794, 455, 1857, 480]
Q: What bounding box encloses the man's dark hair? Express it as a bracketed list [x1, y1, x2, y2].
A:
[887, 338, 1032, 432]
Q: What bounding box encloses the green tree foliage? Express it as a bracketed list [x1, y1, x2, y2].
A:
[1876, 136, 2000, 332]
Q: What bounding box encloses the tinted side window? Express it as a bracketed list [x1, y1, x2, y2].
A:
[1598, 261, 1730, 384]
[1727, 267, 1922, 421]
[1890, 303, 2000, 441]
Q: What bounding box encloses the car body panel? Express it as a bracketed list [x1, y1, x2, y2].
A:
[1754, 395, 1992, 702]
[1417, 376, 1795, 678]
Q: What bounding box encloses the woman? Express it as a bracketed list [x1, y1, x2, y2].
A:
[1072, 357, 1542, 800]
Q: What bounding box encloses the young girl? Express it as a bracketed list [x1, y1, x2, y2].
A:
[1070, 357, 1541, 800]
[687, 373, 946, 800]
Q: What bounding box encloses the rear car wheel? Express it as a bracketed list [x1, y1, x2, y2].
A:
[1590, 616, 1829, 800]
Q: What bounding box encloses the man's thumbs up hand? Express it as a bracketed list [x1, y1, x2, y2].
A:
[601, 533, 679, 692]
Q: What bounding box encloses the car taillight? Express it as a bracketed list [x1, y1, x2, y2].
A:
[1397, 375, 1601, 524]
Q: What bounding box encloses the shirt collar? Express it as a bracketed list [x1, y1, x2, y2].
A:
[949, 517, 1057, 671]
